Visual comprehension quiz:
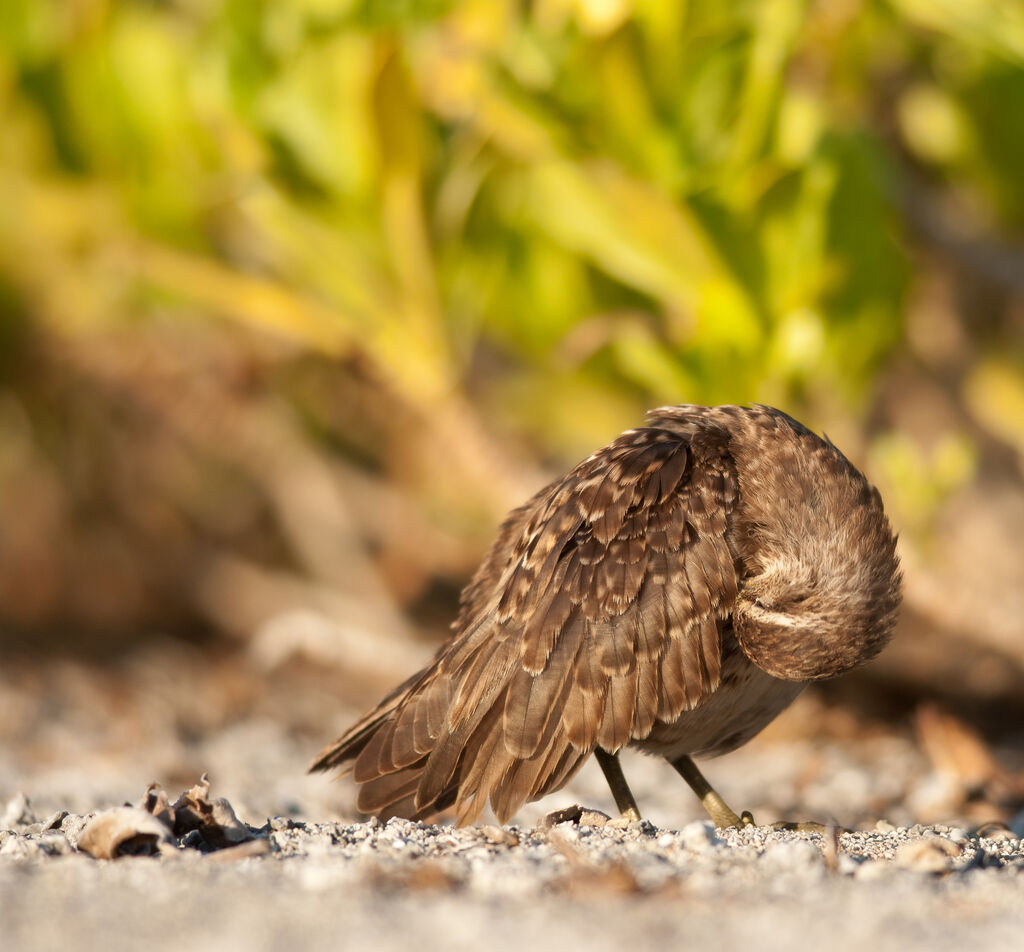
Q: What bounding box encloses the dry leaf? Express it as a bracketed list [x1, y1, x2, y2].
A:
[77, 807, 174, 860]
[169, 774, 255, 848]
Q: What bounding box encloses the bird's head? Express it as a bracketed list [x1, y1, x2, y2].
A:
[722, 406, 903, 682]
[732, 544, 901, 681]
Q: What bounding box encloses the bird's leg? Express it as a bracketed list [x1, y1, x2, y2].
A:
[593, 748, 642, 821]
[670, 754, 755, 829]
[671, 756, 840, 832]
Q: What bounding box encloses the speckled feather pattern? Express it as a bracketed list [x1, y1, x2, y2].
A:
[311, 405, 902, 824]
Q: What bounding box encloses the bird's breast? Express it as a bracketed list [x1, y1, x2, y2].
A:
[634, 642, 806, 760]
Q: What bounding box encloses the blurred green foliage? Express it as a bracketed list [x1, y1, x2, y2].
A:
[2, 1, 1021, 423]
[0, 0, 1023, 641]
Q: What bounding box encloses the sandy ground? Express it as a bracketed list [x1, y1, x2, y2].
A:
[2, 646, 1023, 951]
[3, 800, 1024, 952]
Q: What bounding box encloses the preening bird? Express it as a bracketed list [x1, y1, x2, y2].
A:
[311, 405, 902, 827]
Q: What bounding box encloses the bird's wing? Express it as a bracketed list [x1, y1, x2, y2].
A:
[312, 416, 741, 824]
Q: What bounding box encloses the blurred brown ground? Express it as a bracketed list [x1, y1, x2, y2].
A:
[1, 316, 1023, 828]
[2, 2, 1024, 829]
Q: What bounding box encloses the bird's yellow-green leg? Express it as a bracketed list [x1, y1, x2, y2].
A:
[670, 754, 756, 829]
[670, 755, 837, 832]
[593, 748, 642, 822]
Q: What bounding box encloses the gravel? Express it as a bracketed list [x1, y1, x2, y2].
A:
[3, 652, 1023, 952]
[2, 788, 1024, 952]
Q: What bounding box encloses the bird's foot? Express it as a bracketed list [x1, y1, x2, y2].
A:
[668, 755, 842, 832]
[705, 803, 756, 829]
[710, 811, 848, 833]
[671, 754, 752, 829]
[709, 813, 849, 833]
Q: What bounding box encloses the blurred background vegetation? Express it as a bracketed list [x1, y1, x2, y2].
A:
[1, 0, 1023, 743]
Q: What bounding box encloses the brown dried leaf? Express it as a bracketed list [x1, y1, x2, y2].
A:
[540, 804, 591, 828]
[169, 773, 256, 848]
[77, 807, 174, 860]
[139, 782, 175, 830]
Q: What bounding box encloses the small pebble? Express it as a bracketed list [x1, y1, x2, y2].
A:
[854, 858, 891, 881]
[1, 793, 36, 830]
[680, 821, 719, 852]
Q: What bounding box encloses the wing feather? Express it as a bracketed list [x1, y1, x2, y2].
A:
[311, 412, 742, 824]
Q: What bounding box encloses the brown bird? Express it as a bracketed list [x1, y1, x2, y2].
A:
[311, 405, 901, 827]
